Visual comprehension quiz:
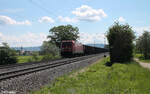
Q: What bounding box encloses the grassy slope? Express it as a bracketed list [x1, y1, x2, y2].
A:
[135, 54, 150, 63]
[17, 55, 43, 63]
[30, 58, 150, 94]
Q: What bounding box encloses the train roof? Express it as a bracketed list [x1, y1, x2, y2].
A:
[83, 44, 106, 49]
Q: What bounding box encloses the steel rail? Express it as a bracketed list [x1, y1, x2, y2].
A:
[0, 54, 103, 81]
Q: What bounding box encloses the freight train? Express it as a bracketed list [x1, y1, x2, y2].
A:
[60, 40, 108, 57]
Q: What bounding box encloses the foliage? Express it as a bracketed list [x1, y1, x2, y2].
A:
[30, 58, 150, 94]
[32, 52, 39, 60]
[41, 41, 60, 56]
[136, 31, 150, 59]
[107, 22, 135, 63]
[27, 52, 40, 62]
[40, 41, 61, 61]
[42, 54, 54, 61]
[47, 25, 79, 47]
[0, 42, 17, 65]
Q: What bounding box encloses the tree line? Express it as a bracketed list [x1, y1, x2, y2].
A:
[0, 25, 79, 65]
[1, 23, 150, 65]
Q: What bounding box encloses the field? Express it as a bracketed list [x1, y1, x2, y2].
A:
[30, 58, 150, 94]
[17, 55, 43, 63]
[135, 54, 150, 63]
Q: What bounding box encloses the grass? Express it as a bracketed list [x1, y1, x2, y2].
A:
[17, 55, 43, 63]
[30, 57, 150, 94]
[135, 53, 150, 63]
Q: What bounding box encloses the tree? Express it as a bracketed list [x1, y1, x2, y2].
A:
[0, 42, 17, 65]
[107, 22, 135, 63]
[40, 41, 60, 60]
[48, 25, 79, 47]
[136, 31, 150, 59]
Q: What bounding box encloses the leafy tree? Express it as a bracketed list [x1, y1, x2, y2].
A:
[47, 25, 79, 47]
[136, 31, 150, 59]
[0, 42, 17, 65]
[107, 22, 135, 63]
[40, 41, 60, 58]
[135, 38, 142, 53]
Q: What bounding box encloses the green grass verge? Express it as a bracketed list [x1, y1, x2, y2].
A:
[30, 58, 150, 94]
[135, 54, 150, 63]
[17, 55, 43, 63]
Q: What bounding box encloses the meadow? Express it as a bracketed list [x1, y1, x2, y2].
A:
[30, 57, 150, 94]
[17, 55, 43, 63]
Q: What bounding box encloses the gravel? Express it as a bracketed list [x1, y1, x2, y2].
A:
[0, 54, 104, 94]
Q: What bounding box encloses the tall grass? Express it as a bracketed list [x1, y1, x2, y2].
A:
[17, 55, 43, 63]
[30, 58, 150, 94]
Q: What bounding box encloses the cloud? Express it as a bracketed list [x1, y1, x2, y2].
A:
[38, 16, 55, 23]
[134, 26, 150, 36]
[0, 32, 2, 37]
[72, 5, 107, 22]
[118, 17, 125, 23]
[58, 16, 78, 23]
[78, 32, 107, 44]
[0, 15, 31, 25]
[0, 32, 48, 47]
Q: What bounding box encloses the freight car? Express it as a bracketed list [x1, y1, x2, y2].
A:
[84, 45, 108, 55]
[60, 40, 108, 57]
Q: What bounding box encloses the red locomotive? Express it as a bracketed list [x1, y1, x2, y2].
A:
[61, 40, 84, 57]
[61, 40, 108, 57]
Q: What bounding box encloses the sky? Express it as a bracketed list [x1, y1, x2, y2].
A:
[0, 0, 150, 47]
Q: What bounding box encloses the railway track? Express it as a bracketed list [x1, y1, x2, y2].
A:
[0, 54, 105, 81]
[0, 58, 64, 70]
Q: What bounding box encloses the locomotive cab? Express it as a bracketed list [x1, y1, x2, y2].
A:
[61, 40, 74, 57]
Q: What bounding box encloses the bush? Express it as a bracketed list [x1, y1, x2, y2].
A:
[0, 43, 17, 65]
[40, 41, 60, 61]
[107, 22, 135, 63]
[32, 52, 39, 61]
[40, 41, 60, 56]
[42, 54, 54, 61]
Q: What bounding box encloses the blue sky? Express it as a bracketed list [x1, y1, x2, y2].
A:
[0, 0, 150, 47]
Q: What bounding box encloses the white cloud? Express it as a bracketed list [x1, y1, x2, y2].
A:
[58, 16, 78, 23]
[78, 32, 107, 44]
[0, 32, 3, 44]
[38, 16, 55, 23]
[118, 17, 125, 23]
[0, 15, 31, 25]
[134, 26, 150, 36]
[0, 32, 48, 47]
[72, 5, 107, 22]
[0, 32, 2, 37]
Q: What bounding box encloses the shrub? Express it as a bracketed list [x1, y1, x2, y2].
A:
[0, 43, 17, 65]
[40, 41, 60, 56]
[107, 22, 135, 63]
[42, 54, 54, 61]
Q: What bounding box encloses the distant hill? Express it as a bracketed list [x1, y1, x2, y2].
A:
[12, 46, 41, 51]
[12, 44, 105, 51]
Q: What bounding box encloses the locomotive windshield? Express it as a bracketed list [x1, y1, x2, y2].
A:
[62, 42, 72, 48]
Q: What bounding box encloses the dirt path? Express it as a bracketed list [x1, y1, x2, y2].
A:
[134, 58, 150, 69]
